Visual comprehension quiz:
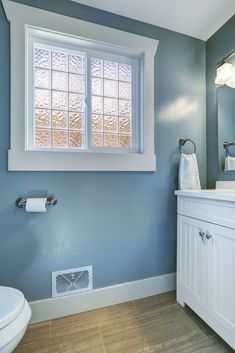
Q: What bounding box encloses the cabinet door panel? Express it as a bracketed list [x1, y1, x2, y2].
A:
[177, 215, 208, 308]
[207, 223, 235, 332]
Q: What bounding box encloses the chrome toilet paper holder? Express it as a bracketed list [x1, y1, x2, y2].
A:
[16, 196, 57, 208]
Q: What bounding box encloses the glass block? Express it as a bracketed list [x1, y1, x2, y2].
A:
[52, 130, 68, 148]
[35, 89, 51, 109]
[69, 112, 84, 130]
[104, 98, 118, 116]
[92, 96, 103, 114]
[52, 91, 68, 110]
[34, 48, 51, 69]
[35, 69, 51, 89]
[104, 116, 117, 132]
[69, 131, 84, 148]
[91, 58, 103, 77]
[35, 109, 51, 128]
[119, 64, 132, 82]
[119, 117, 131, 134]
[119, 99, 132, 117]
[52, 71, 68, 91]
[92, 114, 103, 132]
[104, 79, 118, 98]
[52, 51, 68, 72]
[92, 77, 103, 96]
[52, 111, 68, 129]
[119, 134, 132, 148]
[119, 82, 131, 100]
[69, 93, 85, 112]
[104, 61, 118, 80]
[69, 55, 85, 74]
[104, 133, 118, 147]
[35, 129, 51, 148]
[69, 74, 85, 93]
[92, 133, 103, 147]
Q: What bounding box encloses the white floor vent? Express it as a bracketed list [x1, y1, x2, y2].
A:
[52, 266, 93, 297]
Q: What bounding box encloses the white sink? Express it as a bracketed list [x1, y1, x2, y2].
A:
[175, 189, 235, 201]
[175, 182, 235, 201]
[214, 189, 235, 194]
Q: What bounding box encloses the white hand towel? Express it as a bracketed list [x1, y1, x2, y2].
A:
[224, 156, 235, 171]
[178, 153, 201, 190]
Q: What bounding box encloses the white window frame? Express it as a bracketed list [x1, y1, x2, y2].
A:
[3, 0, 158, 171]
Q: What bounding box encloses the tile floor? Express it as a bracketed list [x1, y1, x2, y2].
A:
[14, 291, 233, 353]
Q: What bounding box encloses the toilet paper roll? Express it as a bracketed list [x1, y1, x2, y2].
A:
[25, 198, 47, 212]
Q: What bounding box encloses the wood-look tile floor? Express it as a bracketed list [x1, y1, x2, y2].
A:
[15, 291, 233, 353]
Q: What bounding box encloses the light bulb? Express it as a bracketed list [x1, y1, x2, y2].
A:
[215, 62, 235, 85]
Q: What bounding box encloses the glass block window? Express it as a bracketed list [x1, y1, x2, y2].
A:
[32, 44, 138, 153]
[91, 59, 132, 148]
[34, 47, 86, 149]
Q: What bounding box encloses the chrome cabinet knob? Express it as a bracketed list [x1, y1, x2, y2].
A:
[199, 230, 206, 244]
[206, 232, 212, 240]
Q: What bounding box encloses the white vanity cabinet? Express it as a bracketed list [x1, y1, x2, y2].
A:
[175, 190, 235, 350]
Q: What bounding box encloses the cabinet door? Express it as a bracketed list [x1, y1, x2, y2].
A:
[177, 215, 208, 309]
[207, 223, 235, 334]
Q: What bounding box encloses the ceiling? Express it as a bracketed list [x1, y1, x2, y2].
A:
[71, 0, 235, 40]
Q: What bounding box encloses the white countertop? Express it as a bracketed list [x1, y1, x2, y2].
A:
[175, 189, 235, 202]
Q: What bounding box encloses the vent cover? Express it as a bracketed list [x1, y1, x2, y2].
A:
[52, 266, 93, 297]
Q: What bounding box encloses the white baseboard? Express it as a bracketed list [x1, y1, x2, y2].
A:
[30, 272, 176, 324]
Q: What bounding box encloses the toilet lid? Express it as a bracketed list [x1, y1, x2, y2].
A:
[0, 286, 25, 329]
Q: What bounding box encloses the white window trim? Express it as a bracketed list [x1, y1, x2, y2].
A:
[3, 0, 158, 171]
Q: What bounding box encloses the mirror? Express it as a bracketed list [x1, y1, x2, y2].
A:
[217, 86, 235, 171]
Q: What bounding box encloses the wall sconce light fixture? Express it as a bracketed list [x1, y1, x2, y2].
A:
[215, 51, 235, 88]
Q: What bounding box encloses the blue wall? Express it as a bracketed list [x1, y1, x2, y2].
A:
[0, 0, 206, 301]
[206, 15, 235, 186]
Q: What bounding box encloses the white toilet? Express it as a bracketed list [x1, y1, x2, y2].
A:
[0, 286, 31, 353]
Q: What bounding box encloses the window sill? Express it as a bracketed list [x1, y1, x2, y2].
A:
[8, 150, 156, 171]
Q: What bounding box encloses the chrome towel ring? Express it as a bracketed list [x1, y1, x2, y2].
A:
[223, 141, 235, 157]
[179, 137, 196, 154]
